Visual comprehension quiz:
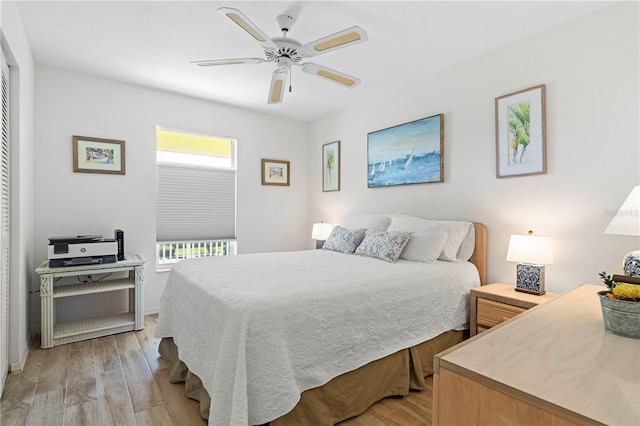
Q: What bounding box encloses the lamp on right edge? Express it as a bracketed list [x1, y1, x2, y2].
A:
[506, 231, 554, 295]
[605, 185, 640, 276]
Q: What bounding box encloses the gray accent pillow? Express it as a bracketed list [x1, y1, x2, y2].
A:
[322, 226, 366, 254]
[355, 231, 411, 263]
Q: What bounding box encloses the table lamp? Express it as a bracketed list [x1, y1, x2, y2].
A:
[311, 221, 333, 249]
[604, 185, 640, 276]
[506, 231, 554, 295]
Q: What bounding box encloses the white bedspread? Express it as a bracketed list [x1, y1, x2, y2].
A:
[155, 249, 480, 425]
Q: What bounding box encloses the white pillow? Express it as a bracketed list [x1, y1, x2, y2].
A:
[434, 220, 472, 261]
[343, 214, 391, 231]
[388, 214, 472, 262]
[401, 230, 449, 263]
[456, 224, 476, 261]
[387, 213, 435, 233]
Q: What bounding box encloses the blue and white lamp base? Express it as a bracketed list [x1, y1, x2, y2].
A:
[515, 263, 546, 295]
[623, 250, 640, 277]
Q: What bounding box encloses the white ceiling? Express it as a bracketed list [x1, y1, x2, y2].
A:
[16, 1, 611, 122]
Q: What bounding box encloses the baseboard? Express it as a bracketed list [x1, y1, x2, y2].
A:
[145, 306, 160, 316]
[10, 340, 30, 373]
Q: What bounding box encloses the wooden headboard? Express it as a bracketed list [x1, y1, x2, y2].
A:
[470, 223, 487, 286]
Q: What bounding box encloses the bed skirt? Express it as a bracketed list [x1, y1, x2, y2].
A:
[158, 330, 463, 425]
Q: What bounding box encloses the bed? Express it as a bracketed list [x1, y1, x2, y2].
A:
[155, 214, 487, 425]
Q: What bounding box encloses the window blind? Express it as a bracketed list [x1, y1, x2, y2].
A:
[156, 164, 236, 242]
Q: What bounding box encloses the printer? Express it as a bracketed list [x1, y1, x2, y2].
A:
[48, 235, 118, 267]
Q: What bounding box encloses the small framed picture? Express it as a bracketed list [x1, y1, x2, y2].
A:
[73, 135, 125, 175]
[322, 141, 340, 192]
[495, 84, 546, 178]
[261, 159, 290, 186]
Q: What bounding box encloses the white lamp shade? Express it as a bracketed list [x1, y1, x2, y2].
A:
[604, 186, 640, 236]
[311, 222, 333, 240]
[506, 234, 554, 265]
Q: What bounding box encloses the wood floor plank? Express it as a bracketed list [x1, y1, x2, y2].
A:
[0, 404, 30, 426]
[115, 331, 141, 353]
[93, 335, 121, 374]
[64, 340, 97, 408]
[135, 315, 167, 373]
[0, 349, 46, 416]
[26, 388, 64, 426]
[365, 395, 405, 418]
[340, 409, 392, 426]
[96, 369, 137, 425]
[63, 399, 99, 426]
[384, 406, 429, 426]
[153, 368, 207, 426]
[20, 348, 46, 381]
[34, 345, 69, 395]
[120, 348, 162, 413]
[1, 373, 37, 412]
[135, 403, 175, 426]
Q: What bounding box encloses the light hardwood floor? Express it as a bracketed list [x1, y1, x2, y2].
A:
[1, 315, 433, 425]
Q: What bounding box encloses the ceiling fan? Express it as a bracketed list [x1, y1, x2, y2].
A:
[192, 7, 368, 104]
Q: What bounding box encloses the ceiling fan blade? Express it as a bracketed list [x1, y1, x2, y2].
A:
[191, 58, 265, 67]
[218, 7, 277, 51]
[300, 63, 361, 88]
[300, 26, 368, 57]
[268, 69, 288, 104]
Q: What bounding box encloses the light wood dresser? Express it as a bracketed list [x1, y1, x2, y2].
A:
[434, 284, 639, 426]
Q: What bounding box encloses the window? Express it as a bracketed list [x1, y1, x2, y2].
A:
[156, 128, 236, 269]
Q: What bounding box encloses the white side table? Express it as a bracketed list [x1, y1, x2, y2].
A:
[36, 254, 145, 349]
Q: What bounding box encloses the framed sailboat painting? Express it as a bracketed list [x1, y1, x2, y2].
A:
[367, 114, 444, 188]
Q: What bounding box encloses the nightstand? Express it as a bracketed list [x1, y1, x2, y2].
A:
[470, 283, 559, 336]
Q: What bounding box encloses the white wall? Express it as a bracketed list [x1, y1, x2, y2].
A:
[32, 66, 308, 325]
[307, 2, 639, 294]
[1, 0, 36, 371]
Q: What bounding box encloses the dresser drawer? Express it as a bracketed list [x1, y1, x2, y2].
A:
[477, 298, 526, 329]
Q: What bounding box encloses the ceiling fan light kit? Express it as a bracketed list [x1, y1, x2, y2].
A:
[193, 7, 368, 104]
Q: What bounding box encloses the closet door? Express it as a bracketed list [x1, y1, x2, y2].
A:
[0, 52, 10, 394]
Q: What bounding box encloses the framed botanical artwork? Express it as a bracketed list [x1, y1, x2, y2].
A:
[367, 114, 444, 188]
[73, 136, 125, 175]
[261, 159, 290, 186]
[495, 84, 546, 178]
[322, 141, 340, 192]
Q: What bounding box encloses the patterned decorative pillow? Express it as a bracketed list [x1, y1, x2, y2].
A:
[322, 226, 366, 254]
[354, 231, 411, 263]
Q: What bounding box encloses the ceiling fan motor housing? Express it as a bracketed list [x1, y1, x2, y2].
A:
[265, 38, 305, 63]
